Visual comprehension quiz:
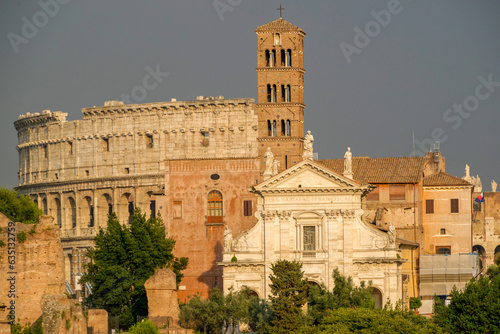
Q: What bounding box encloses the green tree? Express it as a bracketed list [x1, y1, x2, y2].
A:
[267, 260, 308, 334]
[0, 187, 42, 224]
[298, 307, 444, 334]
[179, 287, 251, 334]
[247, 296, 273, 333]
[307, 269, 374, 325]
[433, 274, 500, 334]
[81, 209, 188, 328]
[486, 253, 500, 278]
[128, 320, 159, 334]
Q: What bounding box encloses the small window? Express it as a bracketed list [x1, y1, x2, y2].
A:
[89, 205, 94, 227]
[440, 228, 446, 235]
[68, 141, 73, 155]
[389, 185, 405, 201]
[366, 187, 379, 201]
[102, 138, 109, 152]
[210, 174, 220, 181]
[173, 201, 182, 219]
[124, 168, 130, 174]
[280, 49, 286, 66]
[146, 134, 153, 149]
[265, 50, 270, 67]
[267, 85, 272, 102]
[281, 120, 286, 136]
[85, 170, 89, 177]
[128, 201, 134, 224]
[150, 200, 156, 218]
[426, 199, 434, 214]
[243, 200, 252, 217]
[201, 132, 209, 147]
[436, 246, 451, 255]
[43, 145, 48, 158]
[286, 120, 291, 136]
[272, 121, 277, 137]
[451, 199, 459, 213]
[267, 120, 272, 136]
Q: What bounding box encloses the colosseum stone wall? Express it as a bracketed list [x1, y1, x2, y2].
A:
[14, 96, 258, 289]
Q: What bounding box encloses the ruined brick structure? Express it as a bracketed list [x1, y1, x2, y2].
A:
[0, 214, 65, 326]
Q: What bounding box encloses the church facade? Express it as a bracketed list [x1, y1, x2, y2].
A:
[220, 157, 404, 306]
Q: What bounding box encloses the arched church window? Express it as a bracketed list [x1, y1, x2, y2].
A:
[281, 85, 286, 102]
[280, 49, 286, 66]
[267, 120, 272, 136]
[281, 120, 286, 136]
[207, 190, 223, 224]
[287, 49, 292, 66]
[272, 85, 277, 102]
[272, 121, 277, 137]
[286, 85, 291, 102]
[286, 120, 291, 136]
[265, 50, 270, 67]
[267, 85, 272, 102]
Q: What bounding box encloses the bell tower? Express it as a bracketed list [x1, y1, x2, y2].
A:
[255, 17, 306, 175]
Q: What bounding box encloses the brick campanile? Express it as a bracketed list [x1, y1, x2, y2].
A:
[255, 18, 306, 175]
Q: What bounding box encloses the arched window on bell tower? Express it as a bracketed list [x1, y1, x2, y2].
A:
[287, 49, 292, 66]
[274, 33, 281, 46]
[267, 120, 272, 136]
[267, 84, 272, 102]
[272, 121, 277, 137]
[280, 49, 286, 67]
[286, 85, 291, 102]
[272, 84, 277, 103]
[265, 50, 270, 67]
[281, 120, 286, 136]
[286, 120, 291, 136]
[271, 50, 276, 67]
[281, 85, 286, 102]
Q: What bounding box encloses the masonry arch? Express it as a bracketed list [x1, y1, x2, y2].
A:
[42, 196, 48, 215]
[98, 193, 113, 227]
[65, 196, 76, 229]
[473, 244, 486, 271]
[371, 287, 383, 309]
[80, 196, 93, 228]
[119, 193, 134, 224]
[495, 245, 500, 256]
[52, 197, 62, 227]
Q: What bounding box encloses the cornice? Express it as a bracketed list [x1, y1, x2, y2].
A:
[256, 67, 305, 74]
[15, 173, 164, 192]
[255, 103, 305, 108]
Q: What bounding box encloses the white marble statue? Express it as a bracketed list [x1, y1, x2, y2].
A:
[344, 147, 353, 174]
[388, 221, 396, 245]
[492, 180, 497, 192]
[224, 225, 232, 251]
[272, 159, 280, 176]
[303, 131, 314, 159]
[264, 147, 274, 175]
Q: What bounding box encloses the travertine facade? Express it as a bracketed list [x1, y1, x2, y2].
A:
[221, 159, 404, 306]
[472, 192, 500, 269]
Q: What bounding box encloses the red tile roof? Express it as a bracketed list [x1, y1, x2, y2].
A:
[317, 157, 426, 184]
[423, 171, 472, 187]
[255, 18, 304, 33]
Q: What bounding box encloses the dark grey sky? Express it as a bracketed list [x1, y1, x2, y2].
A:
[1, 0, 499, 189]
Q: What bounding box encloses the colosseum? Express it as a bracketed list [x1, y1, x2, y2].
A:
[14, 97, 259, 293]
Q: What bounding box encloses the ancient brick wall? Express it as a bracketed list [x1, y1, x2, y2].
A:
[0, 215, 65, 326]
[164, 158, 260, 301]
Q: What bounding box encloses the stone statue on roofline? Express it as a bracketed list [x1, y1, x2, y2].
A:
[303, 131, 314, 160]
[272, 159, 280, 175]
[463, 164, 472, 183]
[343, 147, 353, 179]
[387, 221, 396, 246]
[492, 180, 497, 192]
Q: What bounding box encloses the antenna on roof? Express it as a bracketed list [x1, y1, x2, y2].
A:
[412, 131, 415, 157]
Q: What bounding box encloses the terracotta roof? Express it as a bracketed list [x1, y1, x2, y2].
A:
[317, 157, 426, 184]
[255, 18, 305, 33]
[423, 171, 472, 187]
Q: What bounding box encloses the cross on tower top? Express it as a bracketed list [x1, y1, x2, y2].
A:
[277, 4, 285, 18]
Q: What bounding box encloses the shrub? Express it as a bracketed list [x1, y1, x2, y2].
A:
[128, 320, 159, 334]
[17, 231, 27, 243]
[409, 297, 422, 310]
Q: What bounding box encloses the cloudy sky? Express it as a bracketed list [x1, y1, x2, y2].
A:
[1, 0, 499, 189]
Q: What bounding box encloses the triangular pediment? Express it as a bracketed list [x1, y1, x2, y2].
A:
[255, 159, 365, 192]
